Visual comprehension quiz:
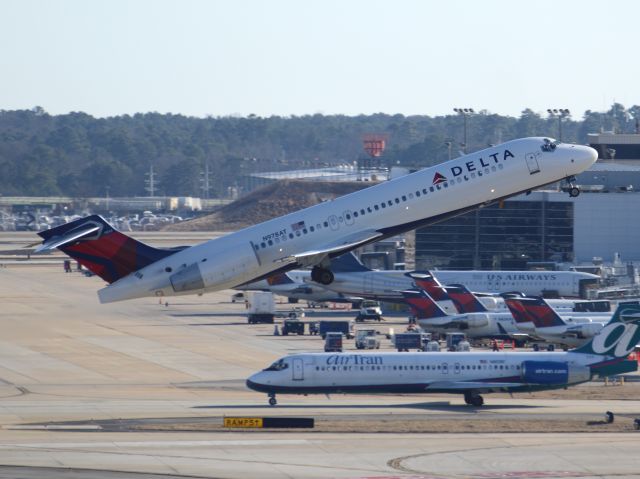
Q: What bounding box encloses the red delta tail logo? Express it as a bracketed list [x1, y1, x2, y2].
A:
[432, 172, 447, 185]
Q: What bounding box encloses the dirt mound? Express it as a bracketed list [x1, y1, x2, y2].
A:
[165, 180, 375, 231]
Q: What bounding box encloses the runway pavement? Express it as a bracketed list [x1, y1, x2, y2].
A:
[1, 260, 640, 478]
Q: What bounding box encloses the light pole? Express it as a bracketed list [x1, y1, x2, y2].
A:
[546, 108, 570, 141]
[444, 138, 454, 161]
[453, 108, 475, 154]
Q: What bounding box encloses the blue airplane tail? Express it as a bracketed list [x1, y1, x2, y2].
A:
[37, 215, 182, 284]
[401, 289, 449, 319]
[446, 284, 489, 313]
[405, 271, 451, 302]
[572, 304, 640, 359]
[330, 252, 371, 273]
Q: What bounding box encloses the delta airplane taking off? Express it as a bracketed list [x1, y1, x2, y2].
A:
[36, 138, 596, 303]
[247, 304, 640, 406]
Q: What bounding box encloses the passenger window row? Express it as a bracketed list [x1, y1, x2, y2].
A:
[255, 164, 503, 251]
[314, 362, 520, 372]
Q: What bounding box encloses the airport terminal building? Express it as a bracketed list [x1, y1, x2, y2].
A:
[415, 133, 640, 270]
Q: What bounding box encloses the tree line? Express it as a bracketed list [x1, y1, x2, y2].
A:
[0, 104, 638, 198]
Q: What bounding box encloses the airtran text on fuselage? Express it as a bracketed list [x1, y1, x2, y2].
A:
[450, 149, 514, 178]
[326, 355, 383, 366]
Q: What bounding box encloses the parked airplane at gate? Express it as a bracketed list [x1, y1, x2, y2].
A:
[507, 296, 612, 348]
[247, 304, 640, 406]
[402, 289, 520, 340]
[36, 138, 597, 303]
[238, 272, 359, 304]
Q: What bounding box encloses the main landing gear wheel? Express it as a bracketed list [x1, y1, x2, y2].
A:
[268, 394, 277, 406]
[464, 392, 484, 407]
[311, 266, 334, 285]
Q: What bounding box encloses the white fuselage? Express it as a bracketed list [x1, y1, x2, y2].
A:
[246, 350, 596, 395]
[296, 270, 600, 301]
[417, 311, 520, 339]
[98, 138, 597, 303]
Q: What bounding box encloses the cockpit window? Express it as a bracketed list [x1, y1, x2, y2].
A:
[264, 359, 288, 371]
[541, 138, 561, 152]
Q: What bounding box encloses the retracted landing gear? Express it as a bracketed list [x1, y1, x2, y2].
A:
[566, 176, 580, 197]
[311, 266, 334, 285]
[268, 393, 277, 406]
[464, 391, 484, 407]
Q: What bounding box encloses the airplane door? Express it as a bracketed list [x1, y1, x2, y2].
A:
[292, 358, 304, 381]
[441, 363, 448, 375]
[343, 210, 354, 226]
[454, 363, 461, 375]
[328, 215, 339, 231]
[525, 152, 541, 174]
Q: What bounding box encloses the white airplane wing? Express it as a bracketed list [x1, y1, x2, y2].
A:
[274, 229, 382, 267]
[427, 381, 523, 391]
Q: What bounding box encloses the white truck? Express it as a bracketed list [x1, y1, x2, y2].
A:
[355, 329, 381, 349]
[246, 291, 275, 324]
[355, 300, 383, 322]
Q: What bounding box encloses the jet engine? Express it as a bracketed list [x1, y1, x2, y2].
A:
[462, 314, 490, 329]
[521, 360, 590, 385]
[573, 322, 603, 338]
[170, 243, 260, 293]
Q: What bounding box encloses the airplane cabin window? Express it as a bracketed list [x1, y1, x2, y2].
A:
[261, 242, 266, 248]
[310, 226, 315, 232]
[416, 191, 421, 197]
[430, 187, 434, 192]
[268, 240, 273, 246]
[324, 221, 329, 227]
[353, 212, 358, 217]
[381, 203, 386, 208]
[388, 200, 393, 206]
[374, 205, 379, 210]
[395, 198, 400, 204]
[423, 188, 428, 194]
[360, 209, 365, 215]
[402, 195, 407, 201]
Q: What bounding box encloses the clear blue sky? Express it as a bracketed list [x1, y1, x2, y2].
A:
[2, 0, 638, 118]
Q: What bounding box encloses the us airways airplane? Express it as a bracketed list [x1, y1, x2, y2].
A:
[247, 304, 640, 406]
[36, 137, 596, 303]
[287, 254, 599, 306]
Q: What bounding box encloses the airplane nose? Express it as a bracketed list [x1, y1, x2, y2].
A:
[246, 373, 269, 392]
[575, 144, 598, 167]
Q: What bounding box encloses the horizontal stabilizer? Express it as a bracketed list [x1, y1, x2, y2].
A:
[35, 224, 101, 253]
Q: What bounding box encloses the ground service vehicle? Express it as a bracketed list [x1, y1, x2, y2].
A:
[394, 332, 430, 352]
[446, 332, 467, 351]
[319, 320, 354, 339]
[324, 332, 343, 352]
[282, 319, 305, 335]
[355, 329, 380, 349]
[247, 291, 275, 324]
[356, 300, 383, 322]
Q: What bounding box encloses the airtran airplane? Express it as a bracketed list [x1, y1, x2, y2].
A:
[36, 137, 596, 303]
[247, 304, 640, 407]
